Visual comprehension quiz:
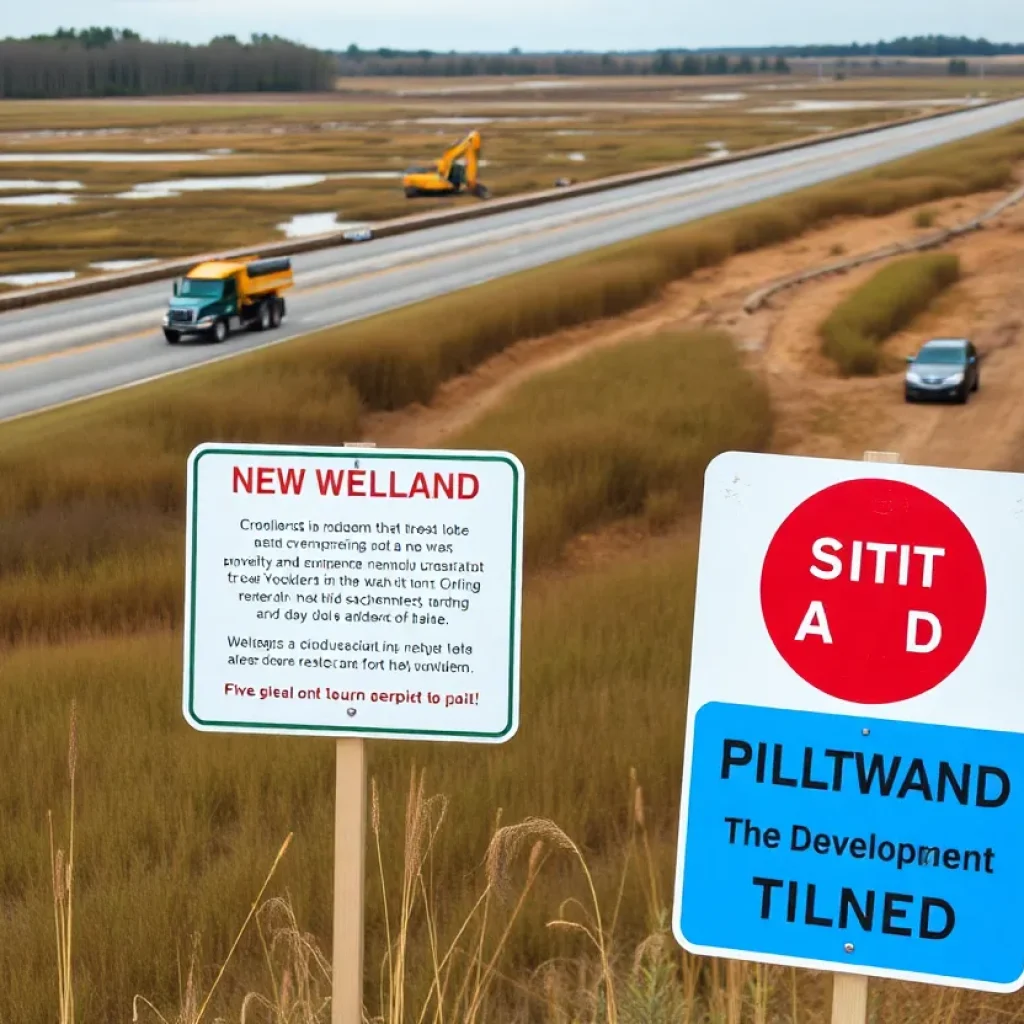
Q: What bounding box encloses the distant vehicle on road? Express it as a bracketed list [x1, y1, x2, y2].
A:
[904, 338, 979, 404]
[162, 256, 293, 344]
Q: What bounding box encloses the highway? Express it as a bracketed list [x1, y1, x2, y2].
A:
[2, 97, 1023, 424]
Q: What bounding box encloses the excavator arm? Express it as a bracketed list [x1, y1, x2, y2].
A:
[435, 130, 479, 180]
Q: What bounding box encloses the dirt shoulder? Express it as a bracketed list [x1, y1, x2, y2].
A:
[365, 177, 1024, 474]
[743, 193, 1024, 472]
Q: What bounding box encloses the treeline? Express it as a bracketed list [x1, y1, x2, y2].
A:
[0, 30, 334, 97]
[336, 33, 1024, 76]
[336, 48, 790, 77]
[745, 35, 1024, 57]
[19, 26, 141, 48]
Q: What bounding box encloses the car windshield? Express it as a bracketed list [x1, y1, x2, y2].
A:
[179, 279, 223, 298]
[913, 344, 965, 365]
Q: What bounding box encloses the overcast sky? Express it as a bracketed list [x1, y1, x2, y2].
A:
[7, 0, 1024, 52]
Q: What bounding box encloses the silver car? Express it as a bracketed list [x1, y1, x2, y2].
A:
[904, 338, 980, 404]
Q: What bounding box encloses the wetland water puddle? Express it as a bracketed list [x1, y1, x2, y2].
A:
[0, 193, 77, 206]
[0, 151, 215, 163]
[0, 271, 76, 287]
[276, 213, 369, 238]
[120, 173, 328, 198]
[752, 97, 987, 114]
[0, 179, 81, 191]
[89, 259, 159, 271]
[117, 170, 401, 199]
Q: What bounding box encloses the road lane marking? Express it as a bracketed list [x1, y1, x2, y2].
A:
[0, 327, 158, 373]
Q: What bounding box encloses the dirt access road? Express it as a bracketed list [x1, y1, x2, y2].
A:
[743, 195, 1024, 473]
[365, 170, 1024, 480]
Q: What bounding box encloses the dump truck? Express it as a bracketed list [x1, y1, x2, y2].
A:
[403, 129, 490, 199]
[162, 256, 294, 344]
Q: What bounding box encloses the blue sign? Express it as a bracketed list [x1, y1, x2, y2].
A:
[677, 701, 1024, 989]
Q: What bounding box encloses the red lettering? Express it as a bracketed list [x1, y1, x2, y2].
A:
[347, 469, 366, 497]
[458, 473, 480, 500]
[256, 467, 274, 494]
[278, 467, 305, 495]
[388, 472, 408, 499]
[316, 468, 345, 496]
[232, 466, 253, 493]
[311, 467, 479, 499]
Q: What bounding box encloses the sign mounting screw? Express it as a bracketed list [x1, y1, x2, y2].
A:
[862, 728, 870, 736]
[844, 943, 855, 953]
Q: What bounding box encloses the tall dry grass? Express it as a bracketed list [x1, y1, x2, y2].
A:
[127, 767, 1018, 1024]
[0, 536, 709, 1022]
[820, 253, 961, 374]
[450, 329, 772, 566]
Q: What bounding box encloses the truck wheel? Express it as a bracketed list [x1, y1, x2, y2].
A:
[254, 300, 271, 332]
[270, 298, 283, 328]
[163, 329, 180, 344]
[209, 319, 228, 344]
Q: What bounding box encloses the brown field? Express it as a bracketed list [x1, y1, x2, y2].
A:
[0, 75, 1019, 278]
[2, 119, 1024, 1021]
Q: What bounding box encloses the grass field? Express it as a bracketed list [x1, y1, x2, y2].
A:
[0, 74, 1016, 277]
[820, 253, 963, 374]
[2, 119, 1024, 1020]
[0, 328, 770, 1021]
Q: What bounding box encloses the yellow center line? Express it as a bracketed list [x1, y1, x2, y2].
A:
[0, 327, 156, 373]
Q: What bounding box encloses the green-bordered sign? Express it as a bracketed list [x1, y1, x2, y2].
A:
[183, 442, 524, 743]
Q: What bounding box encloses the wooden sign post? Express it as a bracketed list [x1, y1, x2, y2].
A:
[332, 442, 376, 1024]
[333, 733, 367, 1023]
[182, 439, 524, 1024]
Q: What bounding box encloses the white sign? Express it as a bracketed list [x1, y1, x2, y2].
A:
[183, 442, 524, 743]
[671, 451, 1024, 991]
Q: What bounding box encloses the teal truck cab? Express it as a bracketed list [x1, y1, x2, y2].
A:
[162, 256, 294, 344]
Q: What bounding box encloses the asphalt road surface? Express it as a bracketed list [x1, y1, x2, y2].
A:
[2, 98, 1023, 423]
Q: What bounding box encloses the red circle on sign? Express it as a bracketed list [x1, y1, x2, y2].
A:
[759, 478, 986, 704]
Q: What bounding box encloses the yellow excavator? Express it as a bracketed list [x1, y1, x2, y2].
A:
[403, 129, 491, 199]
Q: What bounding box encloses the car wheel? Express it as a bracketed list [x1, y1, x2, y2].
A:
[270, 299, 283, 328]
[973, 373, 979, 392]
[210, 319, 228, 344]
[163, 329, 180, 344]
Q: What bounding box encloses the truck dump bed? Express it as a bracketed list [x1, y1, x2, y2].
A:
[241, 257, 294, 300]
